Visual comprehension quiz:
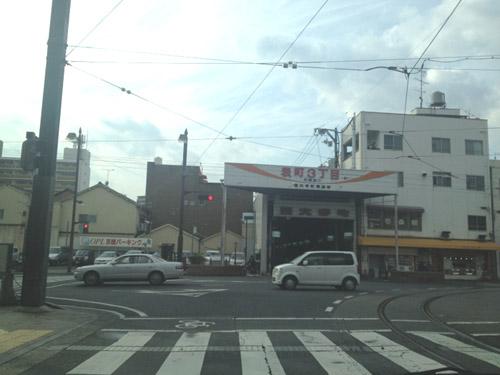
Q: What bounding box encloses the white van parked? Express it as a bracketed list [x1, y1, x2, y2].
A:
[272, 251, 360, 291]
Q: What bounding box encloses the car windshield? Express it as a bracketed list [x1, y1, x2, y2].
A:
[49, 248, 61, 254]
[99, 251, 116, 257]
[289, 254, 304, 265]
[75, 250, 88, 256]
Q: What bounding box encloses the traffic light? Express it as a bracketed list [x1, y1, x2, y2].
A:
[198, 194, 215, 205]
[20, 132, 39, 172]
[82, 223, 89, 234]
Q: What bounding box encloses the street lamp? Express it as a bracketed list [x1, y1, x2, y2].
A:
[176, 129, 188, 262]
[66, 128, 82, 273]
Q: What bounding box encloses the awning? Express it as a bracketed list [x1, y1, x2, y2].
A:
[359, 236, 500, 251]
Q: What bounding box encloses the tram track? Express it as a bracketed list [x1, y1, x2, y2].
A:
[377, 291, 465, 371]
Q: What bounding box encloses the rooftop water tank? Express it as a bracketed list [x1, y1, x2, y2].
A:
[430, 91, 446, 107]
[154, 157, 162, 165]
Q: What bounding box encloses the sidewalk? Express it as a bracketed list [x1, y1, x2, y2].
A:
[0, 304, 102, 375]
[0, 268, 106, 374]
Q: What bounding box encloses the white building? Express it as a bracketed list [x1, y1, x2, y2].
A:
[341, 93, 498, 279]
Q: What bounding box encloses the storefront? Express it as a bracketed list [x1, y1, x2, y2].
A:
[224, 163, 398, 274]
[358, 236, 499, 280]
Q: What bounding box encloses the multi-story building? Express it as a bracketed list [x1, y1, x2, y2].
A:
[0, 143, 90, 192]
[145, 159, 253, 247]
[340, 93, 498, 279]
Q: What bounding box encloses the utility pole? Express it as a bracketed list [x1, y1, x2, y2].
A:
[220, 181, 227, 264]
[176, 129, 188, 262]
[67, 128, 82, 273]
[21, 0, 71, 307]
[314, 127, 340, 168]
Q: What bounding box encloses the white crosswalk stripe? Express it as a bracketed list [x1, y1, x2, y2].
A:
[294, 331, 371, 374]
[350, 331, 443, 373]
[412, 331, 500, 369]
[67, 331, 155, 375]
[62, 330, 500, 375]
[155, 332, 210, 374]
[239, 331, 286, 375]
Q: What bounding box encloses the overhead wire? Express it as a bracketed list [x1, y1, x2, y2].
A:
[66, 0, 126, 57]
[196, 0, 330, 162]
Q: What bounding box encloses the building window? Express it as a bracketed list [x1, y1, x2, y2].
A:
[367, 207, 422, 231]
[384, 134, 403, 150]
[397, 172, 404, 187]
[468, 215, 486, 231]
[367, 130, 380, 150]
[433, 172, 452, 187]
[342, 138, 353, 160]
[432, 137, 451, 153]
[465, 140, 483, 155]
[466, 175, 485, 191]
[0, 209, 4, 220]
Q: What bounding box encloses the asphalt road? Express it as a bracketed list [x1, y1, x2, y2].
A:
[18, 277, 500, 374]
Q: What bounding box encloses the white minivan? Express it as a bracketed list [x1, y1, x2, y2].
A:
[272, 251, 360, 291]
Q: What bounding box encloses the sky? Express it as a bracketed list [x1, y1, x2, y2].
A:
[0, 0, 499, 200]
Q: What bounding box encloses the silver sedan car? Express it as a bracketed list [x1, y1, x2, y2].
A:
[74, 254, 184, 286]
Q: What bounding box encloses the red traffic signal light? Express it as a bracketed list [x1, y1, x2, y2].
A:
[82, 223, 89, 233]
[198, 194, 215, 204]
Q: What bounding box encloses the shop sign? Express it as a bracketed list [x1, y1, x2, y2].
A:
[274, 200, 353, 219]
[280, 167, 340, 182]
[80, 236, 152, 248]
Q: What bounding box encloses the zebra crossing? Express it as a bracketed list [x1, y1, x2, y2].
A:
[35, 328, 500, 375]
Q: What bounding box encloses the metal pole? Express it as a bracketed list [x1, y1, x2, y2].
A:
[334, 128, 339, 168]
[176, 129, 188, 262]
[67, 127, 81, 273]
[220, 181, 227, 264]
[21, 0, 71, 307]
[244, 219, 248, 262]
[394, 194, 400, 271]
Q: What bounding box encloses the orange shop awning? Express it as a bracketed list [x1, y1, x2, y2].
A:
[358, 236, 500, 251]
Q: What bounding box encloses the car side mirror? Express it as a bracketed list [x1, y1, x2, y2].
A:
[301, 260, 309, 266]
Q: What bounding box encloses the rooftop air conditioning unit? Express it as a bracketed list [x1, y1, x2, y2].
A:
[477, 234, 486, 242]
[440, 231, 450, 239]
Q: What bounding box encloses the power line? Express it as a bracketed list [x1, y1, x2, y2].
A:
[409, 0, 463, 74]
[196, 0, 330, 162]
[66, 44, 500, 65]
[66, 0, 126, 57]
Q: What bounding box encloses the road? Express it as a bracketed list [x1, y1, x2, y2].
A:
[20, 276, 500, 374]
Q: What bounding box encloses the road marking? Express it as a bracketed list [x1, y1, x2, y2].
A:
[175, 320, 215, 329]
[412, 331, 500, 368]
[351, 331, 443, 373]
[101, 329, 393, 334]
[344, 295, 353, 299]
[391, 288, 401, 292]
[58, 304, 126, 319]
[132, 288, 227, 298]
[239, 331, 286, 375]
[324, 307, 334, 312]
[472, 333, 500, 337]
[333, 300, 343, 304]
[448, 321, 500, 325]
[47, 297, 147, 317]
[375, 290, 383, 293]
[295, 331, 370, 374]
[67, 331, 154, 374]
[46, 281, 81, 289]
[121, 316, 435, 322]
[155, 332, 210, 375]
[0, 329, 52, 353]
[358, 292, 368, 296]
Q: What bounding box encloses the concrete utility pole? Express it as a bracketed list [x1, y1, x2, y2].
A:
[67, 128, 82, 273]
[220, 181, 227, 264]
[176, 129, 188, 262]
[21, 0, 71, 307]
[314, 128, 340, 168]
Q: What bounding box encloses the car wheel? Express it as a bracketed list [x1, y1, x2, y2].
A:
[83, 271, 100, 286]
[283, 276, 298, 290]
[342, 277, 357, 291]
[148, 271, 164, 286]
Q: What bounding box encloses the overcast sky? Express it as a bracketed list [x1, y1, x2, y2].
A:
[1, 0, 499, 199]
